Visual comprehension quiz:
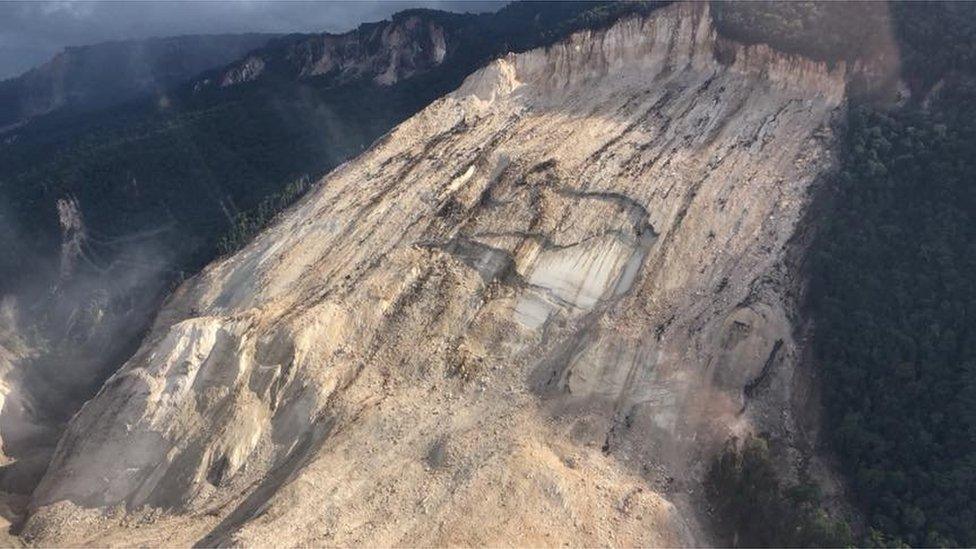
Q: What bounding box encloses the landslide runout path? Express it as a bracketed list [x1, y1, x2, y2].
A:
[24, 4, 857, 546]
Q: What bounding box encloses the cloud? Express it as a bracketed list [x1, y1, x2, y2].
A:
[40, 1, 96, 18]
[0, 0, 506, 80]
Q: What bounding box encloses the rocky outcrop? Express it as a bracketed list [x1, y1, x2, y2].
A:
[203, 12, 456, 89]
[25, 3, 852, 545]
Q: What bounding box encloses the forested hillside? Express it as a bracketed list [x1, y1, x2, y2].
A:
[0, 33, 275, 129]
[806, 3, 976, 547]
[703, 2, 976, 546]
[811, 77, 976, 549]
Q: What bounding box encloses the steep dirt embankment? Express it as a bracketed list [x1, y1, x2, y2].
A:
[24, 3, 850, 545]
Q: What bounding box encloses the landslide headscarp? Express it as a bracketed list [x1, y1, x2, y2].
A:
[25, 3, 849, 545]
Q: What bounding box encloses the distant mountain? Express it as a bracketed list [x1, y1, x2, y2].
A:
[0, 33, 276, 130]
[196, 10, 463, 90]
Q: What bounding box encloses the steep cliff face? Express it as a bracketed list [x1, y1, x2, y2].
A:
[202, 12, 457, 89]
[25, 4, 851, 545]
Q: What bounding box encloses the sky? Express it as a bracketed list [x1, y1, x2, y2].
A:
[0, 0, 506, 80]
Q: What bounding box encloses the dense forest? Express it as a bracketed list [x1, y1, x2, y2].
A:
[706, 1, 976, 547]
[705, 436, 852, 547]
[808, 2, 976, 545]
[810, 82, 976, 547]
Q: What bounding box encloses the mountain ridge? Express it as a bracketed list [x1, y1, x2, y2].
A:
[0, 33, 277, 130]
[22, 3, 861, 544]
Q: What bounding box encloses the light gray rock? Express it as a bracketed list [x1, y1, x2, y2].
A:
[25, 3, 863, 546]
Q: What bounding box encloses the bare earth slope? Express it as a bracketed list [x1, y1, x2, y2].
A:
[24, 4, 848, 545]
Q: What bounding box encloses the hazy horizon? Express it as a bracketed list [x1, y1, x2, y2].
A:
[0, 0, 506, 80]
